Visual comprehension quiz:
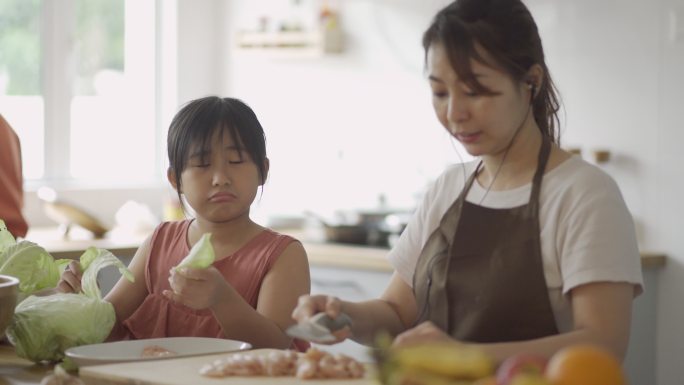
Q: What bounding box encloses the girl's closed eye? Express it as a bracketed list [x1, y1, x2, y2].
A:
[190, 158, 211, 168]
[188, 151, 211, 168]
[227, 149, 251, 164]
[228, 156, 244, 164]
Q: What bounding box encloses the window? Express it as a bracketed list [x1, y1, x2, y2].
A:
[0, 0, 171, 188]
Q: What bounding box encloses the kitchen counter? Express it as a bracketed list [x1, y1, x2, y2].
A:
[0, 342, 52, 385]
[25, 227, 667, 271]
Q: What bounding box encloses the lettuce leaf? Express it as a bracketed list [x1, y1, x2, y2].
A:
[6, 247, 134, 363]
[0, 219, 17, 255]
[80, 247, 134, 300]
[174, 233, 215, 270]
[0, 241, 59, 295]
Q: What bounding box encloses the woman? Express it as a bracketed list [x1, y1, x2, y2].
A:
[292, 0, 642, 362]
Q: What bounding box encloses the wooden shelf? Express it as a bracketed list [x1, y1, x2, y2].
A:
[235, 31, 320, 49]
[233, 29, 344, 57]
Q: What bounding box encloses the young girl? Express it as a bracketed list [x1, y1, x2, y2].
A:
[292, 0, 642, 363]
[58, 96, 310, 350]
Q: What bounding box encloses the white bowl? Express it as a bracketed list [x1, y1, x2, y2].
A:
[65, 337, 251, 367]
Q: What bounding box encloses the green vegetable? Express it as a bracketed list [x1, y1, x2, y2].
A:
[79, 247, 134, 300]
[7, 293, 114, 362]
[0, 241, 59, 296]
[6, 247, 134, 363]
[0, 219, 16, 254]
[174, 233, 215, 270]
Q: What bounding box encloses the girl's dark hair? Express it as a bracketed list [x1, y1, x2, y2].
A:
[423, 0, 561, 143]
[167, 96, 267, 211]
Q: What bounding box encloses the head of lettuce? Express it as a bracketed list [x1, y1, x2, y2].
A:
[5, 247, 134, 363]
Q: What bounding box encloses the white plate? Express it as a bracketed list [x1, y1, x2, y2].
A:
[65, 337, 251, 367]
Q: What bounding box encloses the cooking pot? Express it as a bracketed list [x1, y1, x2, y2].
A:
[304, 210, 409, 247]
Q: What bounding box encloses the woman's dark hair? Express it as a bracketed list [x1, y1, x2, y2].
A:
[423, 0, 561, 143]
[167, 96, 267, 211]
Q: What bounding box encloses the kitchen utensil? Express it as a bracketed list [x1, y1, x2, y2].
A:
[304, 211, 369, 245]
[38, 187, 109, 239]
[304, 210, 410, 247]
[79, 348, 376, 385]
[65, 337, 251, 367]
[286, 312, 352, 343]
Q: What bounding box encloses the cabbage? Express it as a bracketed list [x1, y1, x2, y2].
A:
[7, 293, 115, 362]
[175, 233, 215, 270]
[6, 247, 134, 363]
[0, 241, 59, 295]
[0, 219, 16, 254]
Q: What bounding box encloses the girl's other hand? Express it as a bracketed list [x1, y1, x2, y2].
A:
[163, 266, 234, 310]
[56, 260, 83, 293]
[392, 321, 455, 348]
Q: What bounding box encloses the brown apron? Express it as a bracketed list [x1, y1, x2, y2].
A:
[412, 139, 558, 342]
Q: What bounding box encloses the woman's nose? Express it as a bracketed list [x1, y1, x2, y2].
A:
[447, 95, 468, 123]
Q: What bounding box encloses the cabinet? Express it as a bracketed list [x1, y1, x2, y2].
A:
[624, 266, 660, 385]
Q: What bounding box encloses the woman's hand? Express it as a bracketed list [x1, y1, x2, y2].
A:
[392, 321, 455, 347]
[56, 260, 83, 293]
[163, 266, 236, 310]
[291, 294, 351, 344]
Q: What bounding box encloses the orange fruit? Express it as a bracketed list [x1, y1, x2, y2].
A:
[545, 344, 627, 385]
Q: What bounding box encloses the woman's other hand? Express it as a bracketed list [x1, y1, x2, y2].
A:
[56, 260, 83, 293]
[163, 266, 235, 310]
[393, 321, 454, 348]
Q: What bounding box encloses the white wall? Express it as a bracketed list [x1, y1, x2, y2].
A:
[176, 0, 226, 103]
[220, 0, 464, 223]
[527, 1, 683, 383]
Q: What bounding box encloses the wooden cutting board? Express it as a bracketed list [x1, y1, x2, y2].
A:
[79, 349, 379, 385]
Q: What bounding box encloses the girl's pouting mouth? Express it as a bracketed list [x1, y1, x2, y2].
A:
[208, 191, 237, 203]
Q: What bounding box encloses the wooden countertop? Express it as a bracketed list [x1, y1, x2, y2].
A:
[0, 342, 52, 385]
[24, 227, 667, 272]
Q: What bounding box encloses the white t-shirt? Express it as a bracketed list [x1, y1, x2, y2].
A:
[388, 155, 644, 332]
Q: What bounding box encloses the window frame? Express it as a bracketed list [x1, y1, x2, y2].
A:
[22, 0, 176, 191]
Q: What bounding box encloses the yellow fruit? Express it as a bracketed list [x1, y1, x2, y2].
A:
[393, 343, 495, 380]
[545, 345, 626, 385]
[472, 376, 499, 385]
[390, 367, 475, 385]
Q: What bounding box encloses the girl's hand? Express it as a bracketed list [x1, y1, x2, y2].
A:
[163, 266, 235, 310]
[392, 321, 454, 347]
[56, 260, 83, 293]
[291, 294, 351, 344]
